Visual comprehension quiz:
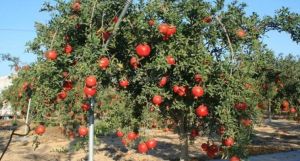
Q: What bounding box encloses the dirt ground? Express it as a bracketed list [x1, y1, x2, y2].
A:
[1, 119, 300, 161]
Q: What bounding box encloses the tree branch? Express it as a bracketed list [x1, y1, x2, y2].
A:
[103, 0, 133, 50]
[89, 0, 98, 29]
[215, 16, 235, 76]
[0, 53, 21, 67]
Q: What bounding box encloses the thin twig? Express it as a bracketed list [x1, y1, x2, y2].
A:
[127, 19, 134, 30]
[215, 16, 235, 76]
[50, 19, 65, 49]
[101, 12, 105, 46]
[89, 0, 98, 29]
[50, 30, 58, 49]
[101, 12, 105, 28]
[103, 0, 133, 50]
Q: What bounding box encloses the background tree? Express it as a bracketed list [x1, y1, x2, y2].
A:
[273, 55, 300, 117]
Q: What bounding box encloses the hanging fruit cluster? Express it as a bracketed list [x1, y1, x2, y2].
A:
[84, 76, 97, 97]
[116, 130, 158, 154]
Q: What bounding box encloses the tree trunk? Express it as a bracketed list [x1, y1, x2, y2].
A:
[268, 99, 272, 123]
[179, 115, 189, 161]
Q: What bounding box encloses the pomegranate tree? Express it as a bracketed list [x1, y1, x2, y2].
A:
[2, 0, 300, 160]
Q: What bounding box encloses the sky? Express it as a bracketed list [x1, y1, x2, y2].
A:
[0, 0, 300, 77]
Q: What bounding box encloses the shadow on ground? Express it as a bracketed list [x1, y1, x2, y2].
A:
[96, 133, 209, 161]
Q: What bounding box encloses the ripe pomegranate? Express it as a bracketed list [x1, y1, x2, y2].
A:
[71, 2, 81, 12]
[63, 80, 73, 91]
[203, 16, 212, 23]
[102, 31, 111, 42]
[158, 23, 169, 34]
[99, 57, 110, 70]
[206, 144, 219, 158]
[177, 86, 187, 96]
[166, 55, 176, 65]
[290, 107, 297, 113]
[282, 100, 289, 108]
[201, 143, 208, 151]
[84, 87, 97, 97]
[116, 130, 124, 137]
[58, 91, 67, 100]
[68, 131, 75, 139]
[162, 35, 169, 41]
[241, 118, 252, 126]
[230, 156, 241, 161]
[209, 144, 219, 153]
[35, 125, 46, 135]
[223, 137, 234, 147]
[127, 132, 137, 140]
[130, 57, 138, 69]
[78, 126, 88, 137]
[236, 29, 246, 38]
[119, 79, 129, 88]
[81, 103, 90, 111]
[136, 44, 151, 57]
[166, 25, 177, 36]
[194, 74, 203, 82]
[148, 19, 155, 26]
[113, 16, 118, 23]
[173, 85, 180, 93]
[46, 50, 57, 60]
[138, 142, 149, 154]
[192, 86, 204, 99]
[234, 102, 247, 110]
[18, 91, 22, 98]
[158, 76, 168, 87]
[85, 76, 97, 87]
[281, 105, 289, 112]
[64, 44, 73, 54]
[22, 82, 29, 91]
[190, 129, 199, 138]
[218, 126, 226, 135]
[145, 139, 157, 149]
[121, 139, 128, 146]
[195, 104, 209, 117]
[152, 95, 163, 106]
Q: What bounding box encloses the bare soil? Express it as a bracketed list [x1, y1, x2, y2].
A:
[1, 119, 299, 161]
